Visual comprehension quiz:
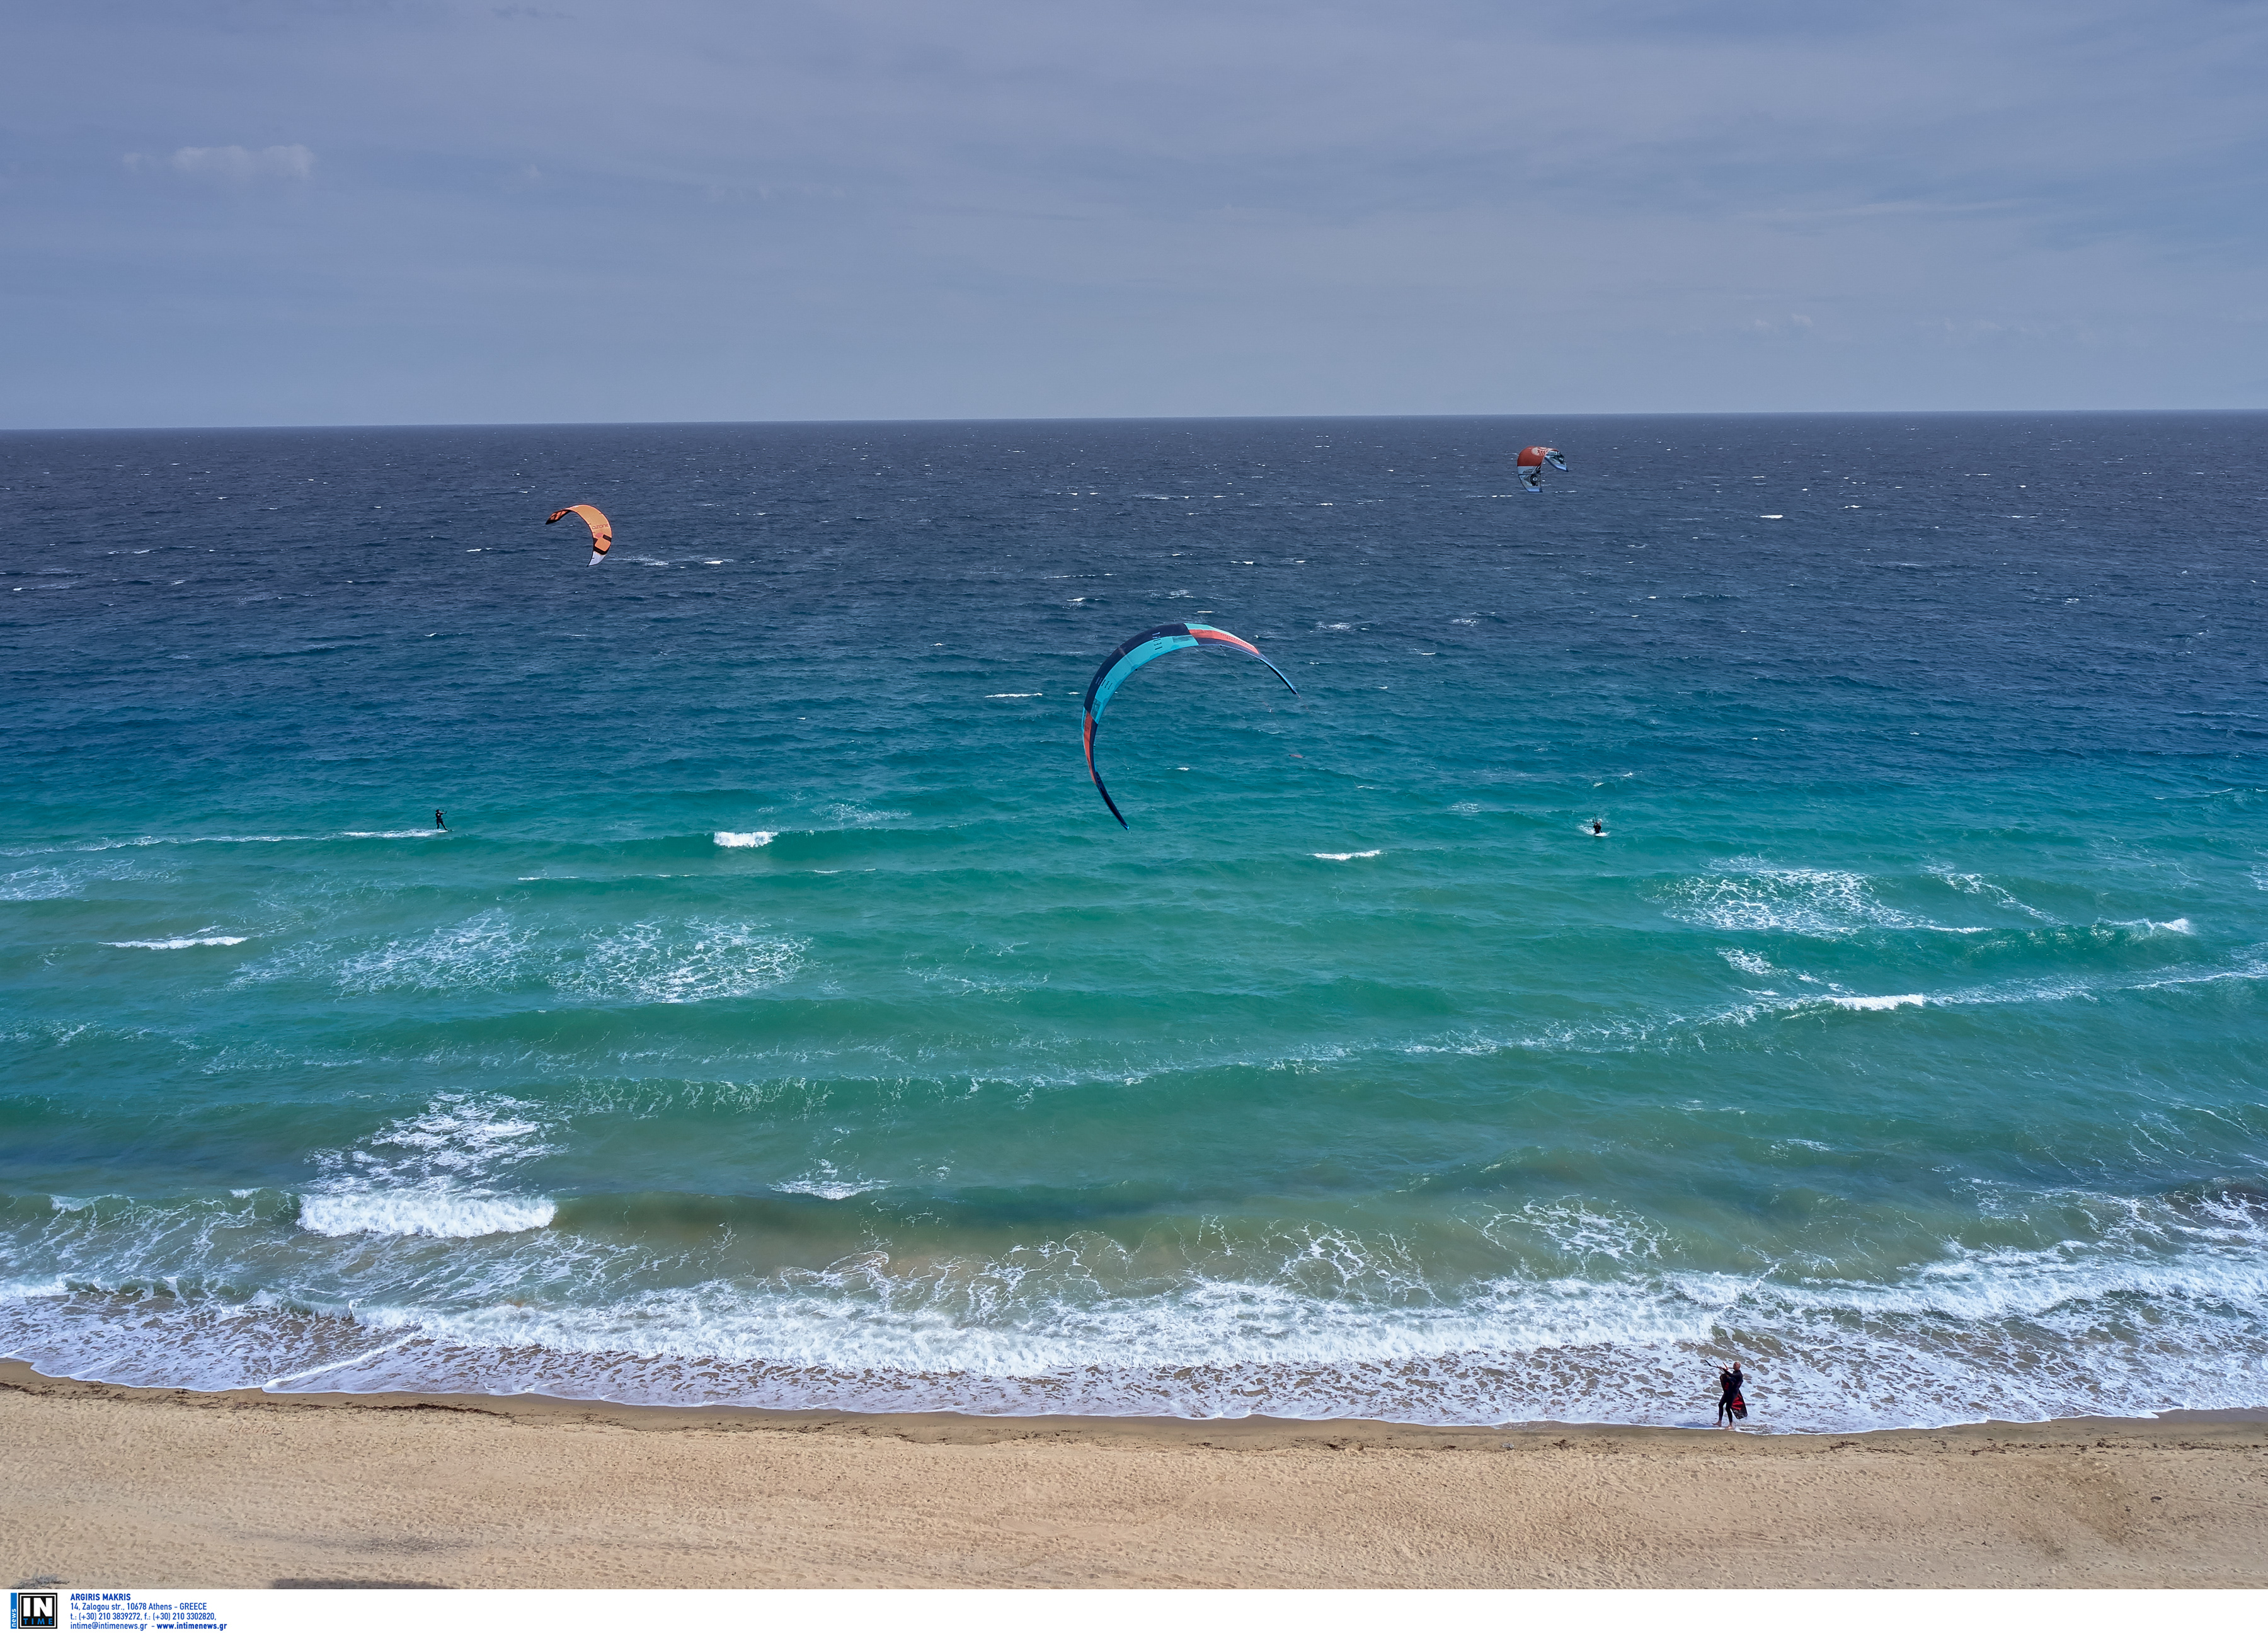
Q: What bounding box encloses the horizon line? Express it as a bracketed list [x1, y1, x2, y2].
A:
[6, 406, 2265, 437]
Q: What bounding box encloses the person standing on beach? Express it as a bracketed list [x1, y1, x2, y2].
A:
[1715, 1362, 1746, 1427]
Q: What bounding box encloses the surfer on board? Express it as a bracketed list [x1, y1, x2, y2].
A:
[435, 809, 447, 830]
[1592, 818, 1605, 836]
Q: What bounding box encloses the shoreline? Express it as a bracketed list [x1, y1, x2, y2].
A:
[8, 1360, 2267, 1587]
[7, 1359, 2265, 1446]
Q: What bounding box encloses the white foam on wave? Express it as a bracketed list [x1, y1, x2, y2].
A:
[11, 1184, 2268, 1430]
[714, 831, 776, 848]
[105, 935, 248, 949]
[2125, 956, 2267, 993]
[1938, 871, 2058, 922]
[268, 908, 808, 1003]
[324, 910, 535, 994]
[2114, 917, 2194, 936]
[1718, 948, 1777, 976]
[1920, 947, 2268, 1010]
[1314, 850, 1383, 862]
[339, 830, 441, 840]
[776, 1162, 885, 1201]
[1, 860, 155, 901]
[1662, 860, 1983, 937]
[1829, 993, 1927, 1011]
[237, 1201, 2268, 1426]
[577, 922, 808, 1005]
[4, 868, 93, 902]
[299, 1094, 558, 1240]
[5, 835, 301, 856]
[985, 693, 1043, 699]
[298, 1192, 554, 1238]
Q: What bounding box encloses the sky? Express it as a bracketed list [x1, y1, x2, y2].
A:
[4, 0, 2265, 426]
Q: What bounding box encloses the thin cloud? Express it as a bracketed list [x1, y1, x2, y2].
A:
[125, 144, 315, 181]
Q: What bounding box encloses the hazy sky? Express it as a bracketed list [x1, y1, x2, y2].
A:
[6, 1, 2265, 426]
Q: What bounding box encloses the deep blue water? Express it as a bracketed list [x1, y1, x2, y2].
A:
[3, 412, 2264, 1429]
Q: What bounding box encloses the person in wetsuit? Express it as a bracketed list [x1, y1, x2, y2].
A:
[1715, 1362, 1746, 1427]
[1592, 819, 1605, 835]
[434, 809, 447, 830]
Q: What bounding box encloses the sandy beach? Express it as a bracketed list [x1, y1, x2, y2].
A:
[4, 1362, 2264, 1589]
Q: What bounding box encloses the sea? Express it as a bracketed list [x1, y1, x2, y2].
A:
[3, 413, 2264, 1432]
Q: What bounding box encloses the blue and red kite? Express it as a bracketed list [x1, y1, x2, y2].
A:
[1082, 622, 1298, 827]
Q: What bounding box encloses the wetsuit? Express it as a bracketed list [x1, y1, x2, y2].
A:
[1717, 1367, 1744, 1425]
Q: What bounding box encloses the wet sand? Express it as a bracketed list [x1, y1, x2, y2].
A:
[4, 1361, 2264, 1589]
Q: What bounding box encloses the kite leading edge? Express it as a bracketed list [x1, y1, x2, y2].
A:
[1081, 622, 1298, 828]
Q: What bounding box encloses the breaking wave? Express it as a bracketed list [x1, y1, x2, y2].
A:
[3, 1184, 2264, 1429]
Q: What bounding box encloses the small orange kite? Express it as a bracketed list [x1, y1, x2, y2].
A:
[545, 503, 613, 564]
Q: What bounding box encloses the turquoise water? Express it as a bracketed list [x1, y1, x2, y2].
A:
[3, 413, 2264, 1429]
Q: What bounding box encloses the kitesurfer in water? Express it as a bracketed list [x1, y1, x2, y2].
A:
[434, 809, 447, 830]
[1591, 818, 1605, 836]
[1715, 1362, 1746, 1427]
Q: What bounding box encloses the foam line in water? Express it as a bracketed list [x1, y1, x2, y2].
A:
[103, 935, 249, 949]
[297, 1191, 556, 1238]
[4, 1180, 2266, 1428]
[239, 912, 808, 1003]
[1662, 861, 1986, 937]
[4, 835, 302, 855]
[1314, 850, 1383, 861]
[714, 831, 776, 848]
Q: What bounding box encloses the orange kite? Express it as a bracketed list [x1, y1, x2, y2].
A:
[545, 504, 613, 564]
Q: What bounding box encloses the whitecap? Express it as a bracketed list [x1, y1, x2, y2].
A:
[1829, 993, 1927, 1011]
[714, 831, 776, 848]
[325, 910, 534, 993]
[104, 935, 248, 949]
[299, 1094, 558, 1239]
[575, 922, 806, 1004]
[776, 1163, 885, 1201]
[1314, 850, 1383, 862]
[297, 1192, 555, 1238]
[2114, 917, 2194, 935]
[1661, 861, 1981, 937]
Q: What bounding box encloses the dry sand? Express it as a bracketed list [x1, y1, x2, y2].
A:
[5, 1361, 2264, 1589]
